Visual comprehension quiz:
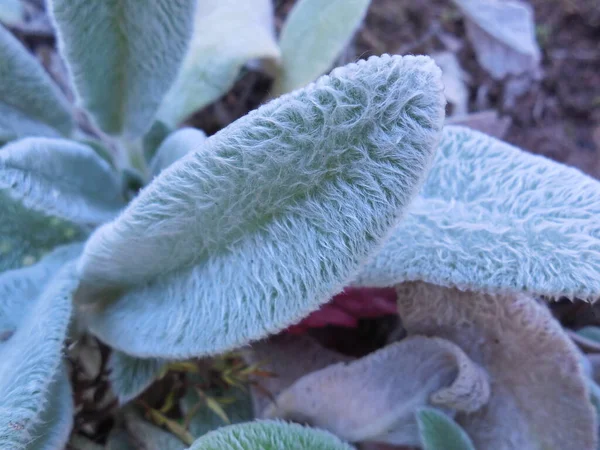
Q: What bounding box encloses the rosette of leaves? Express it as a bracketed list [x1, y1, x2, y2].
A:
[2, 0, 600, 448]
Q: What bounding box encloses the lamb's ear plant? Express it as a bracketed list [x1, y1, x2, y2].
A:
[2, 1, 600, 449]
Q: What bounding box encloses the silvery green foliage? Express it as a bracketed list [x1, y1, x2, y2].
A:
[0, 138, 123, 270]
[187, 420, 354, 450]
[120, 411, 186, 450]
[272, 0, 371, 96]
[181, 381, 254, 437]
[356, 126, 600, 300]
[77, 54, 445, 359]
[0, 257, 79, 450]
[0, 25, 73, 141]
[416, 407, 476, 450]
[150, 127, 207, 177]
[108, 351, 167, 404]
[157, 0, 280, 126]
[265, 336, 489, 446]
[48, 0, 196, 138]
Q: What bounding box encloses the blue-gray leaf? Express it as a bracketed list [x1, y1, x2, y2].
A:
[77, 55, 445, 358]
[0, 260, 79, 450]
[49, 0, 196, 138]
[0, 138, 123, 271]
[416, 407, 475, 450]
[188, 420, 354, 450]
[355, 126, 600, 300]
[149, 127, 206, 177]
[0, 25, 73, 140]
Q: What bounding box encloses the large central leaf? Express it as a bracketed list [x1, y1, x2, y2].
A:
[78, 55, 445, 358]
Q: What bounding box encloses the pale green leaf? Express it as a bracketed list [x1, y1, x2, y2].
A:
[1, 137, 124, 226]
[0, 261, 79, 450]
[143, 120, 172, 162]
[272, 0, 371, 96]
[416, 407, 475, 450]
[265, 336, 489, 446]
[156, 0, 280, 126]
[188, 420, 354, 450]
[577, 327, 600, 345]
[0, 137, 122, 270]
[0, 0, 23, 26]
[355, 126, 600, 300]
[77, 55, 445, 358]
[0, 25, 73, 139]
[397, 282, 597, 450]
[0, 243, 81, 336]
[108, 351, 167, 404]
[150, 127, 206, 177]
[49, 0, 196, 137]
[27, 367, 74, 450]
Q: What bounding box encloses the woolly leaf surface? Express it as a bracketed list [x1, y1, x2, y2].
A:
[79, 54, 445, 358]
[416, 407, 475, 450]
[0, 25, 72, 139]
[188, 420, 354, 450]
[265, 336, 489, 446]
[272, 0, 371, 96]
[49, 0, 195, 137]
[157, 0, 280, 126]
[0, 263, 78, 450]
[397, 282, 597, 450]
[356, 126, 600, 300]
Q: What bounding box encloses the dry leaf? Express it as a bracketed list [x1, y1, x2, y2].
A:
[432, 52, 469, 116]
[396, 282, 597, 450]
[452, 0, 541, 79]
[265, 336, 489, 446]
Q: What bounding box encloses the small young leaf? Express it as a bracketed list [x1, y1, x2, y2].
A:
[157, 0, 280, 126]
[1, 137, 124, 227]
[49, 0, 196, 137]
[78, 55, 445, 359]
[0, 25, 73, 139]
[397, 282, 597, 450]
[149, 127, 207, 177]
[355, 126, 600, 300]
[188, 420, 354, 450]
[181, 381, 253, 438]
[0, 262, 78, 450]
[265, 336, 489, 446]
[272, 0, 371, 96]
[416, 407, 475, 450]
[108, 351, 167, 404]
[143, 120, 172, 162]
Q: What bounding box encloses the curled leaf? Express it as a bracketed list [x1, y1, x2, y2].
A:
[150, 127, 207, 177]
[356, 126, 600, 300]
[416, 407, 475, 450]
[0, 260, 79, 450]
[157, 0, 280, 126]
[108, 351, 167, 405]
[272, 0, 371, 96]
[452, 0, 541, 79]
[78, 54, 445, 359]
[49, 0, 196, 137]
[188, 420, 354, 450]
[243, 335, 350, 416]
[265, 336, 489, 446]
[396, 282, 597, 450]
[0, 24, 73, 139]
